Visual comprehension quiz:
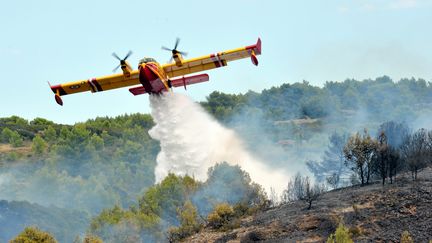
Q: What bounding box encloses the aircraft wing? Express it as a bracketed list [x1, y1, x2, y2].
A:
[162, 38, 261, 78]
[50, 70, 140, 97]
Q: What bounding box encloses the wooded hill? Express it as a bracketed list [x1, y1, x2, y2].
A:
[0, 76, 431, 242]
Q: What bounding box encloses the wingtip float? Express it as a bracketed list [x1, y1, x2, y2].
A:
[49, 38, 262, 106]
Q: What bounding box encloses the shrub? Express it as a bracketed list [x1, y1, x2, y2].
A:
[329, 214, 341, 227]
[352, 204, 360, 218]
[401, 231, 413, 243]
[83, 235, 103, 243]
[5, 151, 20, 161]
[348, 225, 362, 237]
[233, 202, 250, 217]
[168, 200, 202, 241]
[207, 203, 237, 230]
[326, 222, 353, 243]
[10, 226, 57, 243]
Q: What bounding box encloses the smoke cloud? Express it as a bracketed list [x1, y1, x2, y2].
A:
[148, 92, 288, 194]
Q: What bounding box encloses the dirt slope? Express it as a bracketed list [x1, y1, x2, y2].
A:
[185, 168, 432, 242]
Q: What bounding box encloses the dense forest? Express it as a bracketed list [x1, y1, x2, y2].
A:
[0, 76, 431, 242]
[201, 76, 431, 123]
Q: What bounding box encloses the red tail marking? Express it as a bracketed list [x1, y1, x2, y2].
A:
[245, 38, 262, 55]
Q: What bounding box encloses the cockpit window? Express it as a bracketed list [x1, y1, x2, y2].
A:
[139, 57, 157, 64]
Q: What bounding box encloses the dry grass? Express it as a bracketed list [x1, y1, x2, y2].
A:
[0, 143, 32, 154]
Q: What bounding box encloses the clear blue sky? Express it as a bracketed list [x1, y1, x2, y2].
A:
[1, 0, 431, 124]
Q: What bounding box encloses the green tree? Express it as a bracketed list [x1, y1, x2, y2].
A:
[344, 130, 378, 185]
[100, 130, 116, 147]
[10, 226, 57, 243]
[9, 130, 24, 147]
[1, 127, 14, 143]
[4, 116, 28, 126]
[44, 126, 57, 143]
[30, 117, 54, 127]
[300, 95, 329, 118]
[138, 174, 198, 224]
[89, 205, 125, 234]
[89, 134, 104, 151]
[69, 124, 91, 147]
[32, 135, 47, 155]
[59, 127, 72, 141]
[193, 162, 267, 217]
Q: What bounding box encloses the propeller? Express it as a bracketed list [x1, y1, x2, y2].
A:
[112, 50, 133, 72]
[162, 38, 188, 62]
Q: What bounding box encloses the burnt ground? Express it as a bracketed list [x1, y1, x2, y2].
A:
[184, 168, 432, 243]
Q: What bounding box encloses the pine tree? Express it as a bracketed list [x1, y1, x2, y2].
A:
[32, 135, 47, 155]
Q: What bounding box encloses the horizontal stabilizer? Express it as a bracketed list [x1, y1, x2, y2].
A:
[129, 86, 147, 96]
[170, 74, 209, 88]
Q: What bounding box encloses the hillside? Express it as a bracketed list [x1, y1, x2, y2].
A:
[185, 168, 432, 242]
[0, 114, 159, 242]
[0, 200, 89, 242]
[1, 77, 431, 242]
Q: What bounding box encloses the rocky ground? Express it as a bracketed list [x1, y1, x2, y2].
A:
[185, 168, 432, 242]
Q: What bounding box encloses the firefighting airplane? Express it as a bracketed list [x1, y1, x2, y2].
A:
[49, 38, 261, 105]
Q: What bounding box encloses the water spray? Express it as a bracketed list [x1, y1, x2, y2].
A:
[148, 92, 287, 194]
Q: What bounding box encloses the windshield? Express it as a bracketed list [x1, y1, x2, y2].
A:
[138, 57, 157, 64]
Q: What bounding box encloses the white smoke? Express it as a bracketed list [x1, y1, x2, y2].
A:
[148, 92, 287, 194]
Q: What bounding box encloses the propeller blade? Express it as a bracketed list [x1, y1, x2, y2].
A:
[178, 51, 188, 56]
[112, 52, 121, 61]
[174, 37, 180, 50]
[124, 50, 133, 60]
[112, 64, 121, 73]
[162, 38, 187, 61]
[161, 46, 172, 51]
